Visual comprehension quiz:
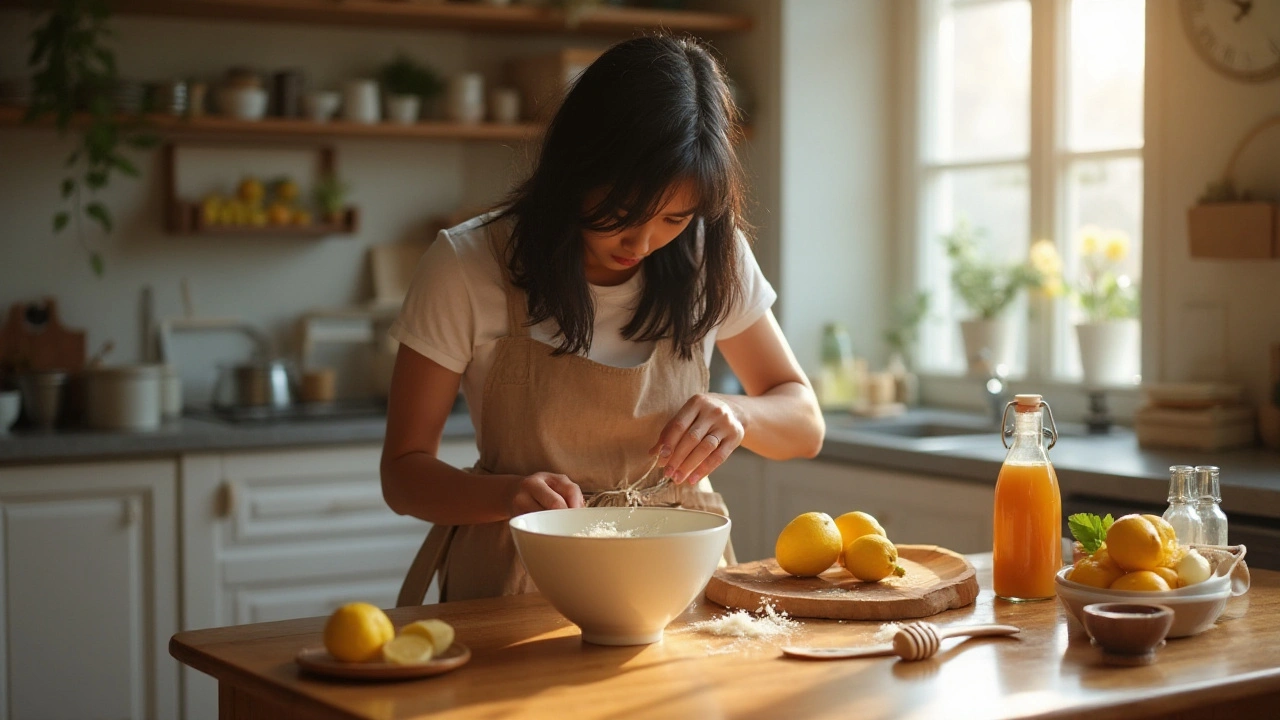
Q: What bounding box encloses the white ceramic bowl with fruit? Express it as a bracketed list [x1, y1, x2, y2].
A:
[1055, 545, 1250, 638]
[509, 507, 731, 646]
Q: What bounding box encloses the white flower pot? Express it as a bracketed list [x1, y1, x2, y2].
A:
[385, 94, 420, 125]
[1076, 319, 1140, 387]
[959, 319, 1014, 377]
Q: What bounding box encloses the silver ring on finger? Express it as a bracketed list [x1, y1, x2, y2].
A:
[703, 434, 721, 448]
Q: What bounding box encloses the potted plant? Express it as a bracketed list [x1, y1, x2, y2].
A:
[942, 221, 1050, 376]
[25, 0, 157, 276]
[312, 174, 350, 226]
[378, 54, 443, 125]
[1070, 226, 1140, 387]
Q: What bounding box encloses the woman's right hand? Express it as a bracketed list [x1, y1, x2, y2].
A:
[508, 473, 584, 516]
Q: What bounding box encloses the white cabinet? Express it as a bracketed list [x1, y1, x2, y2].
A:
[0, 460, 179, 720]
[763, 459, 995, 555]
[180, 440, 478, 720]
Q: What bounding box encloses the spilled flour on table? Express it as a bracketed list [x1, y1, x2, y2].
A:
[872, 622, 903, 643]
[682, 599, 800, 654]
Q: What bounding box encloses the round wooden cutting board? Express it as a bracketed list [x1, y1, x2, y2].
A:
[705, 545, 980, 621]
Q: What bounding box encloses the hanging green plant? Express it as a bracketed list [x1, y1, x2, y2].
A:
[24, 0, 157, 276]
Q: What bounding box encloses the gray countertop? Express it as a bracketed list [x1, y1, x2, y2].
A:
[3, 405, 1277, 518]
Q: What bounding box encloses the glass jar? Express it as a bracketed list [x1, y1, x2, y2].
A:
[1162, 464, 1202, 545]
[1194, 465, 1228, 545]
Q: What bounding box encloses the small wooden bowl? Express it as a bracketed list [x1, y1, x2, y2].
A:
[1083, 603, 1174, 666]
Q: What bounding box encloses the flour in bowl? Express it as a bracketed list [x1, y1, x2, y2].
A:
[574, 521, 637, 538]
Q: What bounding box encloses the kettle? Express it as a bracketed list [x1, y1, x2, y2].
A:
[212, 360, 297, 410]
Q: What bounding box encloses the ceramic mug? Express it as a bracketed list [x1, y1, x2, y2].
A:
[489, 87, 521, 124]
[303, 90, 341, 123]
[446, 73, 485, 124]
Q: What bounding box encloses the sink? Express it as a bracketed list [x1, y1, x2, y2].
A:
[853, 421, 994, 439]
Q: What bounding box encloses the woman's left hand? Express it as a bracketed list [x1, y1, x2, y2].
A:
[650, 393, 745, 485]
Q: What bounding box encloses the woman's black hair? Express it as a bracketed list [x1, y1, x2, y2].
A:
[496, 34, 748, 361]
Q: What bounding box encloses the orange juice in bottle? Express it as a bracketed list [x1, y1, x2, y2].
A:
[992, 393, 1062, 601]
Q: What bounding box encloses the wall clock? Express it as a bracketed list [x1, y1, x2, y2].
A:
[1179, 0, 1280, 81]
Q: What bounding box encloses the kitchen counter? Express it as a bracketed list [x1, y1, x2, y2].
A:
[170, 554, 1280, 720]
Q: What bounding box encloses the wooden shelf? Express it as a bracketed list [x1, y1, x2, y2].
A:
[0, 105, 543, 142]
[0, 0, 753, 36]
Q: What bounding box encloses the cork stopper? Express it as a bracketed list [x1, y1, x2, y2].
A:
[1014, 394, 1043, 413]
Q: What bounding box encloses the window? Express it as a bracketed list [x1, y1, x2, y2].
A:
[911, 0, 1144, 382]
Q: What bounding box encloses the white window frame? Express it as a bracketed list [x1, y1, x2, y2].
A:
[896, 0, 1145, 419]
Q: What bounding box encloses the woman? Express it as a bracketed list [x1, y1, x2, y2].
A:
[383, 35, 824, 604]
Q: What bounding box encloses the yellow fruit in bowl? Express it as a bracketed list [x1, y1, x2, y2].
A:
[843, 534, 906, 582]
[323, 602, 394, 662]
[1068, 555, 1123, 589]
[1109, 570, 1172, 592]
[1152, 566, 1180, 588]
[1142, 514, 1179, 566]
[381, 634, 434, 666]
[776, 512, 842, 577]
[1106, 514, 1164, 571]
[401, 618, 455, 654]
[267, 202, 293, 226]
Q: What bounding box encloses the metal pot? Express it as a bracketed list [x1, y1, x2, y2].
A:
[212, 360, 297, 410]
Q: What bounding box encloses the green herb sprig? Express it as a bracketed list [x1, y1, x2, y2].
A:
[1067, 512, 1114, 555]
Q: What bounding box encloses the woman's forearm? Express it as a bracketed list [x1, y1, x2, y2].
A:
[717, 382, 825, 461]
[381, 452, 521, 525]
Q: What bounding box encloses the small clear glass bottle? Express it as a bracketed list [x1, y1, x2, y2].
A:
[818, 323, 856, 410]
[1193, 465, 1229, 546]
[1162, 465, 1202, 545]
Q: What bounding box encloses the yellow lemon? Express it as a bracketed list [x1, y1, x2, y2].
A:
[775, 512, 842, 577]
[834, 511, 885, 548]
[381, 634, 434, 666]
[323, 602, 394, 662]
[401, 619, 455, 654]
[843, 534, 906, 582]
[1152, 566, 1180, 588]
[1106, 514, 1164, 572]
[1142, 514, 1179, 566]
[1068, 556, 1123, 589]
[1109, 570, 1171, 592]
[237, 177, 265, 205]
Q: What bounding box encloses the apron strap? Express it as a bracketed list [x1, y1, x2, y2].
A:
[396, 524, 458, 607]
[486, 218, 531, 338]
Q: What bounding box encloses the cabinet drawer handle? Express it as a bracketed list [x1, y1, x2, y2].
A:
[221, 480, 239, 518]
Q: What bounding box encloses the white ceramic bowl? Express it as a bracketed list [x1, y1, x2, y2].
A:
[0, 389, 19, 434]
[217, 86, 267, 121]
[509, 507, 730, 646]
[1055, 546, 1250, 638]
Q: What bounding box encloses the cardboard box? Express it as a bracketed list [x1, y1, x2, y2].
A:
[1186, 201, 1278, 259]
[508, 48, 604, 121]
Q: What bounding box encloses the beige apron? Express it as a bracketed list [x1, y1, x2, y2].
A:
[397, 231, 735, 606]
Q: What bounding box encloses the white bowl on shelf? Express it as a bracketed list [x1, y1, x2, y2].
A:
[509, 507, 730, 646]
[1055, 545, 1250, 638]
[217, 86, 268, 121]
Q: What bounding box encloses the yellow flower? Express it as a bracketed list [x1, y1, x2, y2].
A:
[1041, 277, 1065, 298]
[1103, 231, 1130, 263]
[1077, 225, 1102, 256]
[1029, 239, 1062, 276]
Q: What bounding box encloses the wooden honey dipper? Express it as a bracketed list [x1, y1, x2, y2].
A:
[782, 622, 1020, 661]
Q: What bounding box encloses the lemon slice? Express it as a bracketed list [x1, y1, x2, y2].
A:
[401, 619, 455, 654]
[381, 634, 435, 666]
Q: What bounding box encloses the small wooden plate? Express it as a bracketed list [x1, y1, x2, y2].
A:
[295, 643, 471, 681]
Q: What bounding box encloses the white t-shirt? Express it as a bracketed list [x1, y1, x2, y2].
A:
[389, 212, 777, 439]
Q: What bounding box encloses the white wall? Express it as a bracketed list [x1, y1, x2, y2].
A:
[1144, 2, 1280, 405]
[777, 0, 893, 375]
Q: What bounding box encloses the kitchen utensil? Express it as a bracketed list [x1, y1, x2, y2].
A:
[0, 299, 87, 373]
[84, 364, 163, 432]
[295, 642, 470, 681]
[1082, 603, 1173, 666]
[213, 360, 297, 410]
[781, 622, 1020, 661]
[509, 507, 731, 645]
[0, 389, 19, 434]
[17, 370, 67, 431]
[584, 456, 672, 507]
[1055, 545, 1249, 638]
[705, 546, 979, 621]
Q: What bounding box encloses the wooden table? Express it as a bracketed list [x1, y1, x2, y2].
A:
[171, 555, 1280, 720]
